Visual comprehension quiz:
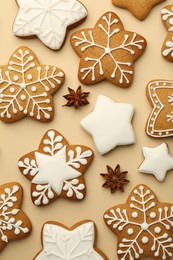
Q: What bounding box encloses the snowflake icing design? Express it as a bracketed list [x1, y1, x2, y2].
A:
[13, 0, 88, 50]
[0, 183, 31, 251]
[34, 221, 107, 259]
[71, 12, 146, 87]
[18, 129, 93, 206]
[0, 46, 64, 122]
[104, 185, 173, 260]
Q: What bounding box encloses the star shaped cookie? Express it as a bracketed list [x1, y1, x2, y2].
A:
[13, 0, 88, 50]
[80, 95, 135, 155]
[18, 129, 94, 206]
[139, 143, 173, 181]
[34, 221, 108, 259]
[70, 12, 146, 87]
[104, 184, 173, 259]
[112, 0, 165, 20]
[0, 46, 65, 123]
[146, 80, 173, 138]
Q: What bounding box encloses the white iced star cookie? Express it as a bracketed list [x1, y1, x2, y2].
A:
[34, 220, 108, 259]
[138, 143, 173, 181]
[18, 129, 94, 206]
[80, 95, 135, 155]
[13, 0, 88, 50]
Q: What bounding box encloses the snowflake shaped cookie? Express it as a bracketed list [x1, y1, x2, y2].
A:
[112, 0, 165, 20]
[70, 12, 146, 87]
[104, 184, 173, 260]
[34, 220, 108, 259]
[18, 129, 93, 206]
[0, 182, 32, 253]
[0, 46, 65, 123]
[13, 0, 88, 50]
[146, 80, 173, 138]
[161, 5, 173, 61]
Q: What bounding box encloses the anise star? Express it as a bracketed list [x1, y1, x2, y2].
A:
[100, 164, 129, 193]
[63, 86, 90, 109]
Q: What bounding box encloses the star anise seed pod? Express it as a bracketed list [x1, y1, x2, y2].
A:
[63, 86, 90, 109]
[100, 164, 130, 193]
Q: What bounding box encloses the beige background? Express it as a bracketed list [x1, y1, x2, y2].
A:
[0, 0, 173, 259]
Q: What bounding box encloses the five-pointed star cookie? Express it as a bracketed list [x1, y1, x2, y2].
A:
[139, 143, 173, 181]
[34, 221, 108, 259]
[112, 0, 165, 20]
[18, 129, 94, 206]
[104, 184, 173, 260]
[146, 80, 173, 138]
[13, 0, 88, 50]
[70, 12, 146, 88]
[0, 182, 32, 253]
[80, 95, 136, 155]
[0, 46, 65, 123]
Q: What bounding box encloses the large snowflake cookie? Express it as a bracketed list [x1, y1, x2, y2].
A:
[34, 220, 108, 259]
[13, 0, 88, 50]
[0, 182, 32, 253]
[0, 46, 65, 123]
[161, 5, 173, 61]
[80, 95, 136, 155]
[112, 0, 165, 20]
[70, 12, 146, 88]
[146, 80, 173, 138]
[18, 129, 94, 206]
[104, 184, 173, 260]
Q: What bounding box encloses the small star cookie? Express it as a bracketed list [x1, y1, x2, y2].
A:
[18, 129, 94, 206]
[34, 221, 108, 259]
[70, 12, 146, 88]
[112, 0, 165, 20]
[104, 184, 173, 259]
[13, 0, 88, 50]
[0, 46, 65, 123]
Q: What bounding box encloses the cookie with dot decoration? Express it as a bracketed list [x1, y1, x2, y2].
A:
[104, 184, 173, 260]
[0, 46, 65, 123]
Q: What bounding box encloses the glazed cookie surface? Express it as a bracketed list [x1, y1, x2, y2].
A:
[104, 184, 173, 259]
[71, 12, 146, 87]
[18, 129, 94, 206]
[0, 46, 65, 123]
[34, 220, 108, 259]
[13, 0, 88, 50]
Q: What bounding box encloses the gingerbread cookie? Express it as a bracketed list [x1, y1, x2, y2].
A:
[0, 182, 32, 253]
[70, 12, 146, 88]
[13, 0, 88, 50]
[80, 95, 136, 155]
[0, 46, 65, 123]
[104, 184, 173, 259]
[34, 220, 108, 259]
[112, 0, 165, 20]
[139, 143, 173, 181]
[18, 129, 93, 206]
[146, 80, 173, 138]
[161, 5, 173, 61]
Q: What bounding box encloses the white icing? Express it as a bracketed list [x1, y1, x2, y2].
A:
[127, 228, 133, 235]
[35, 222, 105, 260]
[80, 95, 135, 155]
[104, 185, 173, 259]
[132, 212, 138, 218]
[0, 47, 64, 121]
[13, 0, 88, 50]
[72, 12, 145, 85]
[138, 143, 173, 181]
[162, 6, 173, 31]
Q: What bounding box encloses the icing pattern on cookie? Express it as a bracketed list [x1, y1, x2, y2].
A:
[104, 185, 173, 260]
[71, 12, 146, 87]
[34, 221, 107, 260]
[18, 130, 93, 206]
[146, 80, 173, 138]
[13, 0, 87, 50]
[0, 46, 64, 122]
